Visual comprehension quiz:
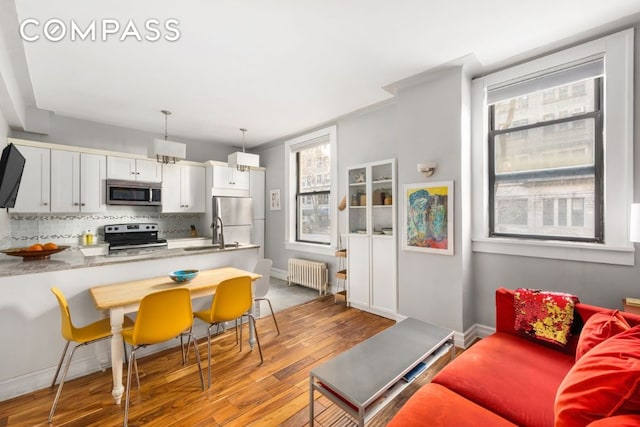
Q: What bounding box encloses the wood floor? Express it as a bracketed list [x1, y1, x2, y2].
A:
[0, 296, 457, 427]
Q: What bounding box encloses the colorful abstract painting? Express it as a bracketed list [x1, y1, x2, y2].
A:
[402, 181, 454, 255]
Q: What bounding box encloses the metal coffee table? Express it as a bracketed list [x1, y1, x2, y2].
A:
[309, 318, 454, 426]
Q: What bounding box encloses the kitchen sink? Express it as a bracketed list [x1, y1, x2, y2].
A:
[183, 245, 221, 251]
[183, 242, 242, 251]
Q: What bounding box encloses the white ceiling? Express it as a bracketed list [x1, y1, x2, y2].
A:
[12, 1, 640, 147]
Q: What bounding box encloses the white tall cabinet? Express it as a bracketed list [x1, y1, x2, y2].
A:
[346, 159, 397, 318]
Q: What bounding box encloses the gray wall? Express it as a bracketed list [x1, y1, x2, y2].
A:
[10, 114, 236, 163]
[257, 21, 640, 335]
[257, 69, 474, 333]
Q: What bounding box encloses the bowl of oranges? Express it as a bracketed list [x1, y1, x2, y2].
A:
[0, 242, 69, 260]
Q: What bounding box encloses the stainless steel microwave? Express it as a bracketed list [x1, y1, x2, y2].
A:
[106, 179, 162, 206]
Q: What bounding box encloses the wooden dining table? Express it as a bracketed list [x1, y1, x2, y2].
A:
[89, 266, 262, 404]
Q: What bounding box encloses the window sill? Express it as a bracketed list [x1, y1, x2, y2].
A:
[472, 237, 634, 266]
[284, 241, 335, 256]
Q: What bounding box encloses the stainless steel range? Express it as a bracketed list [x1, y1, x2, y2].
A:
[104, 223, 168, 251]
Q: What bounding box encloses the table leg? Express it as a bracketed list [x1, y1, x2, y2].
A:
[309, 375, 315, 426]
[109, 307, 125, 404]
[248, 283, 256, 349]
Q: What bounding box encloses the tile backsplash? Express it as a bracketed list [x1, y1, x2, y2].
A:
[7, 206, 204, 247]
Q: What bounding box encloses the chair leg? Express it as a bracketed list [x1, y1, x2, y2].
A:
[48, 343, 81, 423]
[50, 341, 70, 389]
[206, 324, 213, 389]
[180, 334, 186, 365]
[133, 353, 140, 390]
[247, 313, 264, 364]
[187, 332, 205, 390]
[264, 298, 280, 335]
[124, 347, 139, 427]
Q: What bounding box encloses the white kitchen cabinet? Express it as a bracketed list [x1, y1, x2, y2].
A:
[50, 150, 106, 213]
[211, 165, 249, 196]
[107, 156, 162, 182]
[346, 159, 397, 318]
[12, 145, 50, 213]
[161, 163, 205, 213]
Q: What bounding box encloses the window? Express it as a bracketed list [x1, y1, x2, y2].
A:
[285, 126, 337, 254]
[297, 143, 330, 244]
[488, 64, 603, 242]
[471, 29, 634, 265]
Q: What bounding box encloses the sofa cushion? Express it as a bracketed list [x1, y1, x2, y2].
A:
[586, 415, 640, 426]
[575, 310, 630, 361]
[386, 383, 518, 427]
[514, 288, 579, 347]
[555, 325, 640, 427]
[433, 332, 575, 427]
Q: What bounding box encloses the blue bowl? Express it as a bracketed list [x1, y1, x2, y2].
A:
[169, 269, 199, 283]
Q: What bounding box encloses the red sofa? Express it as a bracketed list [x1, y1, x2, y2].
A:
[388, 288, 640, 427]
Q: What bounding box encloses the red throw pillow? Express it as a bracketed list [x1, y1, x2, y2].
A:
[514, 288, 579, 346]
[576, 310, 630, 361]
[555, 325, 640, 427]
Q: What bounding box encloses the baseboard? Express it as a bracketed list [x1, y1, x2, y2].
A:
[457, 323, 495, 349]
[271, 267, 288, 281]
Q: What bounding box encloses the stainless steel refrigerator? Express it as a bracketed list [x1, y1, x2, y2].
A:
[211, 196, 253, 245]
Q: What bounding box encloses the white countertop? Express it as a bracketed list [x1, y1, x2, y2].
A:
[0, 242, 259, 278]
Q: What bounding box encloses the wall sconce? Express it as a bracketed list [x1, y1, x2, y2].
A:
[417, 162, 437, 177]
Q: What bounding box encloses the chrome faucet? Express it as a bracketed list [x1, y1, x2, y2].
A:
[212, 216, 225, 249]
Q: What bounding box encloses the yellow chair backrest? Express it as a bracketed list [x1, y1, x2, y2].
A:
[131, 288, 193, 345]
[208, 276, 253, 323]
[51, 287, 75, 341]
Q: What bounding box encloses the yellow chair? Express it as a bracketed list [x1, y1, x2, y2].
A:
[122, 287, 204, 427]
[49, 287, 134, 423]
[193, 276, 263, 388]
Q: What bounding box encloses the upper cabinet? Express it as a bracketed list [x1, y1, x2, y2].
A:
[107, 156, 162, 182]
[161, 163, 205, 213]
[50, 150, 106, 213]
[211, 165, 249, 196]
[12, 145, 50, 213]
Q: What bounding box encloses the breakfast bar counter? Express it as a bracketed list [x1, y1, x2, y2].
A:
[0, 243, 259, 278]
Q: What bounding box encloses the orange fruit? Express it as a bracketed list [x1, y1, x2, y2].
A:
[27, 244, 44, 252]
[43, 242, 58, 250]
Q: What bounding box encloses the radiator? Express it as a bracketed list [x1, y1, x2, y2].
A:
[287, 258, 328, 295]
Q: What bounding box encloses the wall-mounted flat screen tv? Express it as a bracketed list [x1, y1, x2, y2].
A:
[0, 143, 26, 208]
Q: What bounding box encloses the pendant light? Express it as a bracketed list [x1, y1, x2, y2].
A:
[150, 110, 186, 164]
[228, 127, 259, 171]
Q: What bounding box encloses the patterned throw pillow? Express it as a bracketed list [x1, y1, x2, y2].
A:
[514, 288, 579, 346]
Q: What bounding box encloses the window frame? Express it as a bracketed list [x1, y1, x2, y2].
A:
[295, 147, 331, 245]
[284, 125, 337, 255]
[487, 76, 604, 243]
[471, 29, 634, 265]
